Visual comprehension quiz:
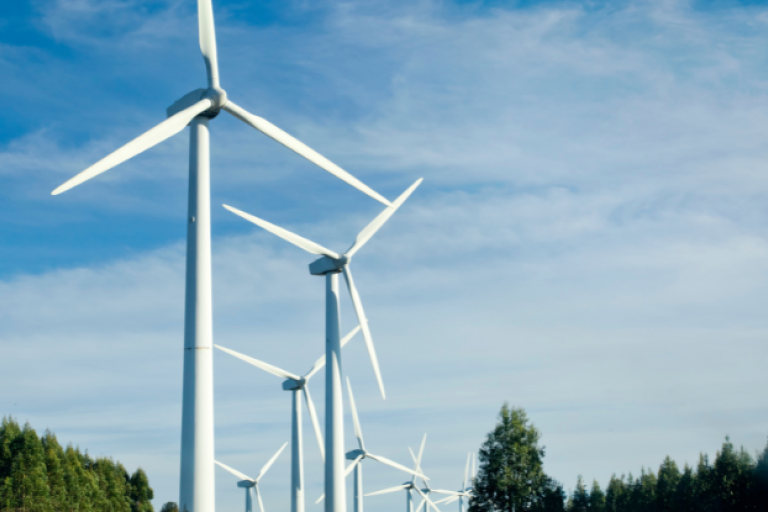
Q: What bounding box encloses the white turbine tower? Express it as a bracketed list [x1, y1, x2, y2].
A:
[213, 324, 361, 512]
[50, 0, 389, 510]
[365, 434, 435, 512]
[223, 178, 422, 512]
[433, 454, 474, 511]
[215, 442, 288, 512]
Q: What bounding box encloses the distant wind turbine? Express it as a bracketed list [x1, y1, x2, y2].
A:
[365, 434, 434, 512]
[433, 453, 475, 511]
[223, 178, 422, 512]
[49, 0, 389, 509]
[214, 324, 361, 512]
[215, 442, 288, 512]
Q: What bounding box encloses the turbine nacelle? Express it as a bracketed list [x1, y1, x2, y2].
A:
[167, 88, 228, 119]
[237, 480, 255, 488]
[309, 255, 346, 276]
[346, 448, 366, 460]
[281, 378, 306, 391]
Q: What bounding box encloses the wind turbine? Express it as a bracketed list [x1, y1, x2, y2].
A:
[365, 434, 435, 512]
[49, 0, 389, 510]
[223, 178, 422, 512]
[433, 454, 474, 511]
[215, 442, 288, 512]
[214, 325, 361, 512]
[342, 377, 430, 512]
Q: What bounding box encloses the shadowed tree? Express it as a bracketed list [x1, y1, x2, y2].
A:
[469, 404, 549, 512]
[655, 456, 680, 512]
[160, 502, 180, 512]
[604, 475, 626, 512]
[533, 479, 566, 512]
[673, 464, 696, 512]
[130, 468, 155, 512]
[588, 480, 605, 512]
[567, 476, 589, 512]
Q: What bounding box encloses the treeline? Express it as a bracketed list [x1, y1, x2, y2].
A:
[469, 404, 768, 512]
[0, 417, 154, 512]
[566, 437, 768, 512]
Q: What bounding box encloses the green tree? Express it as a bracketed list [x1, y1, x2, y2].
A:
[533, 479, 565, 512]
[673, 465, 696, 512]
[469, 404, 549, 512]
[159, 502, 179, 512]
[711, 437, 753, 511]
[752, 438, 768, 508]
[567, 476, 589, 512]
[655, 456, 680, 512]
[129, 468, 155, 512]
[604, 475, 626, 512]
[588, 481, 605, 512]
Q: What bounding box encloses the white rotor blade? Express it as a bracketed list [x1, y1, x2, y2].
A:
[367, 453, 428, 480]
[365, 484, 410, 497]
[223, 101, 391, 206]
[431, 490, 461, 496]
[414, 498, 426, 512]
[255, 442, 288, 482]
[223, 204, 340, 258]
[52, 99, 212, 196]
[415, 488, 441, 512]
[435, 495, 459, 505]
[197, 0, 219, 87]
[342, 267, 385, 399]
[302, 385, 324, 461]
[346, 178, 423, 257]
[463, 452, 471, 490]
[417, 434, 427, 468]
[255, 487, 265, 512]
[344, 455, 363, 477]
[473, 452, 477, 479]
[345, 377, 365, 451]
[214, 344, 301, 381]
[214, 460, 253, 482]
[315, 494, 324, 505]
[304, 324, 361, 380]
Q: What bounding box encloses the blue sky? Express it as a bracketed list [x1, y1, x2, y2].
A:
[2, 0, 768, 510]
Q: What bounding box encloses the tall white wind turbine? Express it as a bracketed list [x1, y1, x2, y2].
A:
[215, 442, 288, 512]
[223, 178, 422, 512]
[365, 434, 435, 512]
[214, 325, 361, 512]
[49, 0, 389, 510]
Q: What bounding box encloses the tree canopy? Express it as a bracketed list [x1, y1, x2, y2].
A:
[0, 417, 154, 512]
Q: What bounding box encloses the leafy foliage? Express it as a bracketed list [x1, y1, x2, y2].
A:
[469, 404, 550, 512]
[0, 417, 154, 512]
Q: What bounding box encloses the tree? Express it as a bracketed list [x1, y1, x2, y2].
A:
[130, 468, 155, 512]
[588, 481, 605, 512]
[752, 438, 768, 507]
[604, 475, 626, 512]
[567, 476, 589, 512]
[655, 456, 680, 512]
[469, 404, 549, 512]
[533, 479, 565, 512]
[160, 502, 179, 512]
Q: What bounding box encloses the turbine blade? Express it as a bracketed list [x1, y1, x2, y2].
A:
[343, 267, 385, 399]
[214, 344, 301, 381]
[52, 99, 212, 195]
[214, 460, 253, 482]
[414, 498, 426, 512]
[315, 494, 325, 505]
[435, 496, 459, 505]
[255, 487, 265, 512]
[345, 178, 423, 257]
[255, 442, 288, 482]
[463, 452, 471, 490]
[302, 385, 325, 461]
[197, 0, 219, 87]
[415, 488, 441, 512]
[417, 434, 427, 469]
[365, 484, 410, 497]
[345, 377, 365, 451]
[223, 204, 340, 258]
[344, 455, 363, 477]
[367, 453, 428, 480]
[223, 101, 391, 206]
[304, 324, 361, 381]
[431, 490, 461, 496]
